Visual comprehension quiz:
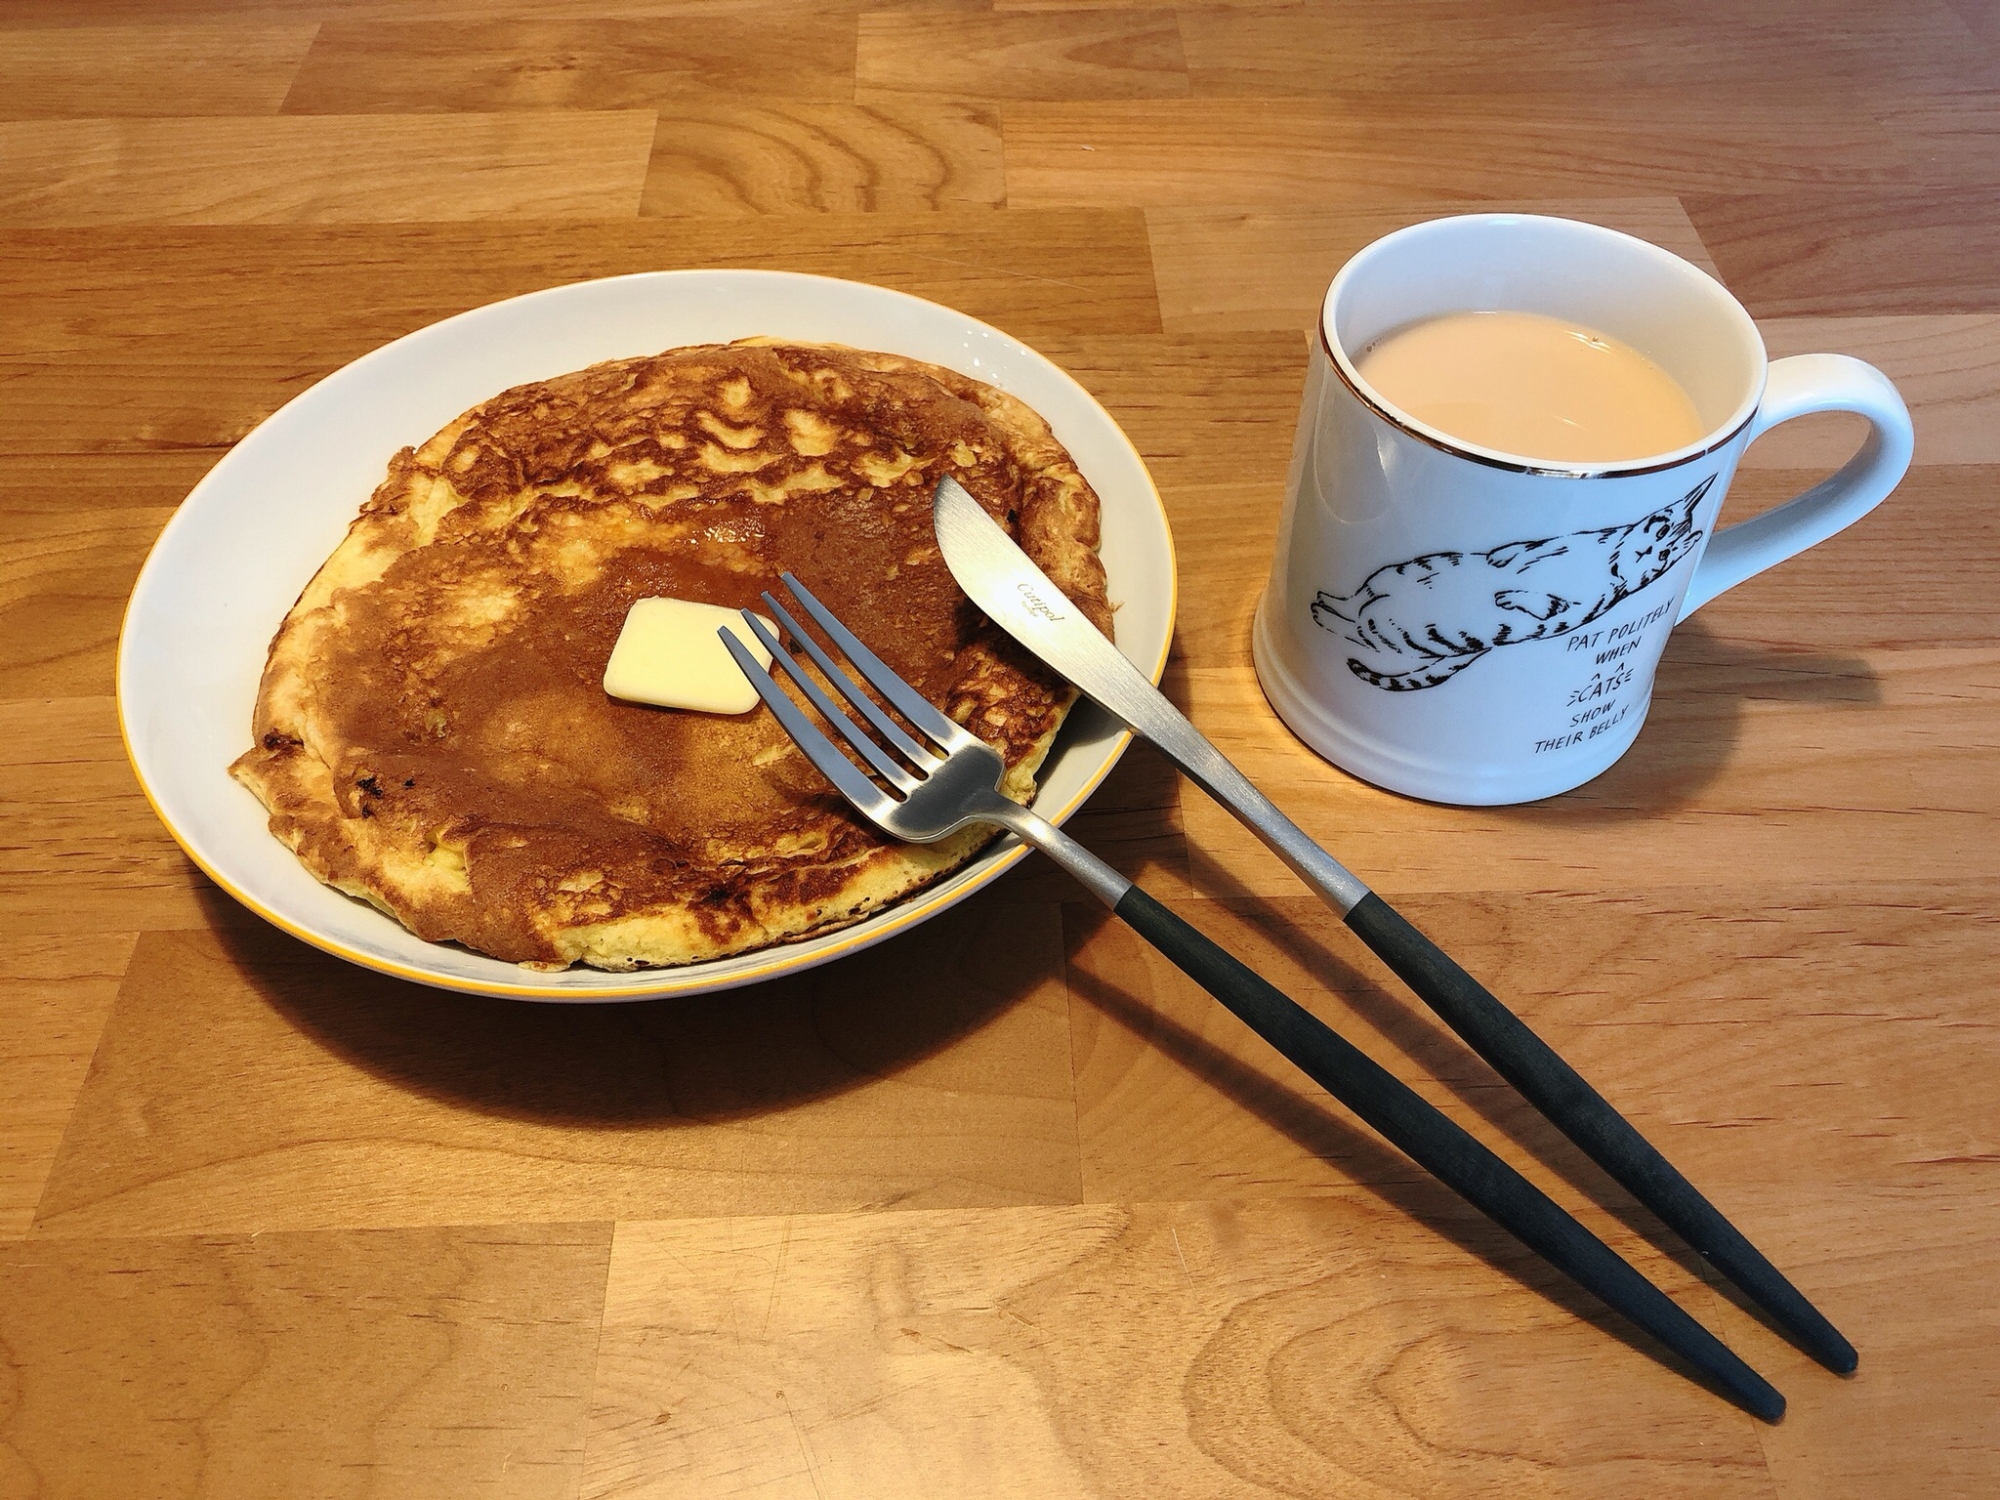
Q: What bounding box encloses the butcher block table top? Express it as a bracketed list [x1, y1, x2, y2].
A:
[3, 2, 1997, 1495]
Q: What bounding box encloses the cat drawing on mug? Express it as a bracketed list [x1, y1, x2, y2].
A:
[1310, 474, 1714, 691]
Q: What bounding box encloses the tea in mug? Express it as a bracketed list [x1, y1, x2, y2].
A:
[1354, 309, 1706, 464]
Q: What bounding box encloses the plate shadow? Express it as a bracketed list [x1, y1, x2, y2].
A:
[207, 886, 1051, 1129]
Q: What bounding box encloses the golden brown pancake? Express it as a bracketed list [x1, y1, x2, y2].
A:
[230, 340, 1110, 970]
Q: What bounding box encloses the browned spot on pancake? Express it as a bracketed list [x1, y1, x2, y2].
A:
[231, 341, 1110, 971]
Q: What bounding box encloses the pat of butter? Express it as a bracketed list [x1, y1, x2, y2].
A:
[603, 597, 774, 715]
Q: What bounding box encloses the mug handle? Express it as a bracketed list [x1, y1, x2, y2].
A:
[1677, 354, 1914, 621]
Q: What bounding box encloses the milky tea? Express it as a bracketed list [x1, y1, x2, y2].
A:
[1354, 309, 1706, 465]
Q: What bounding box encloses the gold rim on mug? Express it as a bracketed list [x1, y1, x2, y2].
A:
[1314, 317, 1760, 481]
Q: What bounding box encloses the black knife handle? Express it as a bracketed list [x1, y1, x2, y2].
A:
[1344, 890, 1854, 1374]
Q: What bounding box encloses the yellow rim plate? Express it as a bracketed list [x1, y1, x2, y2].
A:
[118, 271, 1177, 1001]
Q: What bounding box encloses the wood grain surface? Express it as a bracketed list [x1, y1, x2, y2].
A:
[1, 2, 1995, 1496]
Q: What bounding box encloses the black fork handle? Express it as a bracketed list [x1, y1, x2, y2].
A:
[1111, 884, 1785, 1422]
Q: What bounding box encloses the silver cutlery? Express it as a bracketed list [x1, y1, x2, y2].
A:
[721, 571, 1784, 1421]
[931, 472, 1853, 1376]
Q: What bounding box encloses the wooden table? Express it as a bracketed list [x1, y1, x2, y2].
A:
[3, 2, 1996, 1495]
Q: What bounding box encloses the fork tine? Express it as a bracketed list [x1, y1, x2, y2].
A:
[736, 614, 921, 792]
[719, 628, 898, 818]
[756, 592, 938, 772]
[776, 572, 975, 752]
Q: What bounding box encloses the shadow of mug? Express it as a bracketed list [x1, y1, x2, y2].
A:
[1491, 613, 1885, 823]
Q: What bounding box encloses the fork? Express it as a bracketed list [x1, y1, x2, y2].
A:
[721, 572, 1785, 1422]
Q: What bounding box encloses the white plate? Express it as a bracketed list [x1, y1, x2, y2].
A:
[117, 270, 1176, 1001]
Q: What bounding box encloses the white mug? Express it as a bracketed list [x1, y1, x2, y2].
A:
[1252, 214, 1914, 805]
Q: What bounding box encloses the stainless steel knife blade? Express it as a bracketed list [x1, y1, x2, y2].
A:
[931, 474, 1370, 910]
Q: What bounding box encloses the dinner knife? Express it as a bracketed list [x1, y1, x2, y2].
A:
[932, 473, 1856, 1375]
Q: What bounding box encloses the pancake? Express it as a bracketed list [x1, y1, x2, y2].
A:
[229, 339, 1110, 970]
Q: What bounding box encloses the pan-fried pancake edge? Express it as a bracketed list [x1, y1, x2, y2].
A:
[230, 339, 1111, 971]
